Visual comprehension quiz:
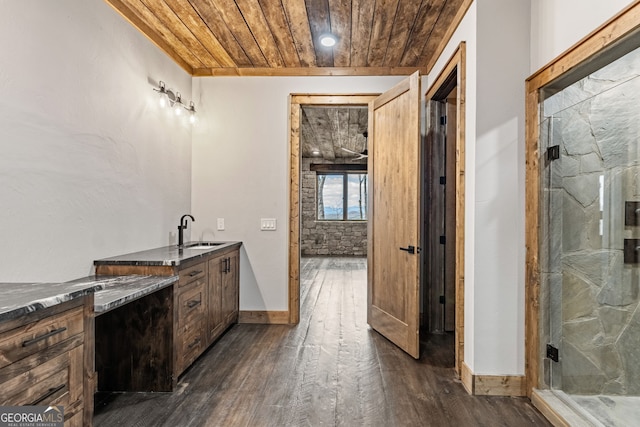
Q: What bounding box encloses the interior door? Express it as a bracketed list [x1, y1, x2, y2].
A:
[367, 72, 422, 359]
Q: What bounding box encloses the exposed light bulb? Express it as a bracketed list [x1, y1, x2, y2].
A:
[174, 92, 183, 115]
[155, 81, 168, 108]
[186, 101, 196, 124]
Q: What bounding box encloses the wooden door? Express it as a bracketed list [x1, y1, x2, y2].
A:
[367, 72, 422, 359]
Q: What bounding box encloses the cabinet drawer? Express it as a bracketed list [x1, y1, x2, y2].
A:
[0, 344, 82, 408]
[179, 318, 205, 369]
[0, 307, 84, 369]
[177, 281, 206, 325]
[179, 262, 206, 287]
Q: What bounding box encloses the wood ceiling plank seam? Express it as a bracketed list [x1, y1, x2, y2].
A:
[300, 109, 317, 158]
[329, 108, 340, 156]
[163, 0, 237, 67]
[205, 0, 269, 67]
[336, 108, 350, 156]
[414, 0, 459, 68]
[345, 108, 355, 153]
[281, 0, 317, 67]
[189, 0, 257, 67]
[319, 109, 336, 160]
[308, 109, 335, 160]
[327, 0, 352, 67]
[234, 0, 286, 68]
[399, 0, 446, 67]
[257, 0, 302, 67]
[382, 0, 423, 67]
[350, 0, 375, 67]
[105, 0, 195, 74]
[305, 0, 335, 67]
[366, 0, 401, 67]
[117, 0, 205, 69]
[144, 0, 221, 68]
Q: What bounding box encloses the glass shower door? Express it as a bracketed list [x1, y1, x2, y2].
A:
[542, 49, 640, 424]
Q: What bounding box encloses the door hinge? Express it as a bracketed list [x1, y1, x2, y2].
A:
[439, 235, 446, 245]
[440, 116, 447, 125]
[439, 295, 445, 304]
[547, 145, 560, 161]
[439, 176, 446, 185]
[546, 344, 559, 362]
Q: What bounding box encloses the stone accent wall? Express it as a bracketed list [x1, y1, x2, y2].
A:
[301, 158, 367, 256]
[540, 47, 640, 396]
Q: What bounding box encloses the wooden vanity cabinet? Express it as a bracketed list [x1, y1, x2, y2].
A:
[95, 244, 240, 384]
[0, 296, 95, 427]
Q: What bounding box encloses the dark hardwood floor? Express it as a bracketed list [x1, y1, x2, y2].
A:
[94, 257, 550, 427]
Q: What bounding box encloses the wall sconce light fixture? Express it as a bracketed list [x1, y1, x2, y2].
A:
[186, 101, 196, 124]
[153, 81, 197, 123]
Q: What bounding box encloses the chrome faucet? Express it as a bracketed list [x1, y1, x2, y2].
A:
[178, 214, 195, 247]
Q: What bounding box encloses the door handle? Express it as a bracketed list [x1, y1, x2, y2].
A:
[399, 245, 416, 254]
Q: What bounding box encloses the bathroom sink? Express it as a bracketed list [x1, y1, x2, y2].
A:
[184, 242, 223, 250]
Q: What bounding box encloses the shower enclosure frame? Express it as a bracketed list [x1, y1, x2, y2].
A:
[525, 0, 640, 404]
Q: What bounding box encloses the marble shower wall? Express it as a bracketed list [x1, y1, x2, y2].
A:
[541, 47, 640, 396]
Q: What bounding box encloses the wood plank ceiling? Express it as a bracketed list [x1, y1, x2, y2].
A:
[105, 0, 471, 76]
[301, 106, 368, 161]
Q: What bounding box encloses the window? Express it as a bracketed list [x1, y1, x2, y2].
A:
[317, 173, 368, 220]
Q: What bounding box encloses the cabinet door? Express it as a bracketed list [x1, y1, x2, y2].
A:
[222, 251, 239, 326]
[206, 255, 225, 345]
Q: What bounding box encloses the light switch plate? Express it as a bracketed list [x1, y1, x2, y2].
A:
[261, 218, 276, 231]
[217, 218, 225, 231]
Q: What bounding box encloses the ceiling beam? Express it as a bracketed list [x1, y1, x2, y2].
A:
[193, 66, 427, 76]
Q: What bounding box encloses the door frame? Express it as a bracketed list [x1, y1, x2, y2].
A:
[288, 94, 380, 324]
[525, 2, 640, 398]
[424, 42, 466, 378]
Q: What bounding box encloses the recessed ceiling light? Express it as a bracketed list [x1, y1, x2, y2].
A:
[312, 149, 320, 155]
[319, 33, 337, 47]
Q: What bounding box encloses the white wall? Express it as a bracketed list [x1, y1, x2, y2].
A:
[530, 0, 634, 72]
[474, 0, 531, 376]
[0, 0, 192, 281]
[428, 0, 531, 376]
[191, 76, 401, 311]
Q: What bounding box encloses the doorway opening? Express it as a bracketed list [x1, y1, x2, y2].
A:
[300, 105, 369, 257]
[424, 43, 466, 378]
[288, 95, 379, 324]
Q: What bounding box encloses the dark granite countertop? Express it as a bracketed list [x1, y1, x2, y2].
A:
[66, 275, 178, 314]
[93, 241, 242, 267]
[0, 280, 101, 322]
[0, 275, 179, 322]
